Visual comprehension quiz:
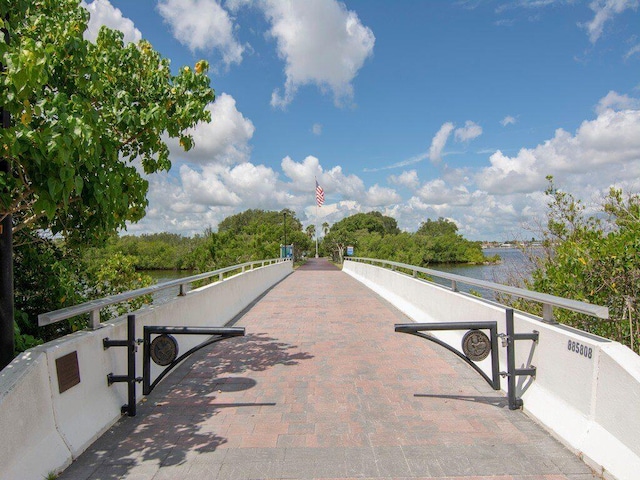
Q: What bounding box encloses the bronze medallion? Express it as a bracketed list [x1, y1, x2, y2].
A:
[150, 334, 179, 366]
[461, 329, 491, 361]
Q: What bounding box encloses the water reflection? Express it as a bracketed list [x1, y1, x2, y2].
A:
[142, 270, 196, 305]
[430, 248, 539, 300]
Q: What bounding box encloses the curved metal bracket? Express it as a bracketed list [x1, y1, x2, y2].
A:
[143, 326, 245, 396]
[395, 310, 538, 410]
[395, 321, 500, 391]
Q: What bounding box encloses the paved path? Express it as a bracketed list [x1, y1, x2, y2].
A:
[61, 258, 597, 480]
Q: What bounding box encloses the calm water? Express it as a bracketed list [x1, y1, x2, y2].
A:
[142, 270, 195, 305]
[429, 248, 538, 299]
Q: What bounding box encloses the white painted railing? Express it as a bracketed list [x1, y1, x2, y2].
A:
[343, 258, 639, 480]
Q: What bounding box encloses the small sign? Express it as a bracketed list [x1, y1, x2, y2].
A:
[346, 246, 354, 256]
[56, 351, 81, 394]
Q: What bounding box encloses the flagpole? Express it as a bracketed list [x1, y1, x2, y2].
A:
[315, 202, 319, 258]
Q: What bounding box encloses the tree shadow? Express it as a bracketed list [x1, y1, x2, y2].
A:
[59, 334, 313, 479]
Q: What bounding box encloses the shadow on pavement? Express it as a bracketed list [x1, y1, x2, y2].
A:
[59, 334, 314, 479]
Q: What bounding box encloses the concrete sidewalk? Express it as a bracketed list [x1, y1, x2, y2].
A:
[60, 258, 597, 480]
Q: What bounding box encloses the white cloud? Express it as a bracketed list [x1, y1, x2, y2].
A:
[416, 179, 474, 206]
[476, 105, 640, 194]
[312, 123, 323, 135]
[363, 152, 428, 172]
[389, 170, 420, 190]
[364, 185, 401, 206]
[281, 155, 367, 202]
[501, 115, 517, 126]
[454, 120, 483, 142]
[180, 165, 242, 206]
[167, 93, 255, 165]
[429, 122, 455, 164]
[82, 0, 142, 44]
[260, 0, 375, 108]
[583, 0, 639, 43]
[476, 149, 544, 194]
[625, 43, 640, 59]
[281, 155, 323, 192]
[596, 90, 640, 114]
[157, 0, 244, 66]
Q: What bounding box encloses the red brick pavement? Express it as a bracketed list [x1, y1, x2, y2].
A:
[60, 258, 597, 479]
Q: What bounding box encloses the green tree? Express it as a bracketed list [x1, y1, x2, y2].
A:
[515, 178, 640, 353]
[1, 0, 214, 242]
[417, 217, 458, 236]
[1, 0, 214, 358]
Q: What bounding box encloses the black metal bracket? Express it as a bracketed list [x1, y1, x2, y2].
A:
[395, 308, 539, 410]
[103, 316, 245, 417]
[142, 326, 245, 396]
[395, 321, 500, 391]
[103, 315, 142, 416]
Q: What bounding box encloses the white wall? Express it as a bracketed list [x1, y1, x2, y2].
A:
[343, 260, 640, 480]
[0, 261, 292, 480]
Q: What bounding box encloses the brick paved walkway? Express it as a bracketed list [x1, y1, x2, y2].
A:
[60, 258, 597, 480]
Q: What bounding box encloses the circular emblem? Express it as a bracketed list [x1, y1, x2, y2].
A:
[150, 334, 178, 366]
[461, 329, 491, 361]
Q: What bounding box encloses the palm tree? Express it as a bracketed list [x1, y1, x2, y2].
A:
[305, 225, 316, 239]
[322, 222, 330, 235]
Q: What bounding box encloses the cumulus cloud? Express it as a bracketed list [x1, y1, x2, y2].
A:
[429, 122, 455, 164]
[501, 115, 517, 126]
[167, 93, 255, 165]
[389, 170, 420, 190]
[416, 179, 475, 206]
[82, 0, 142, 44]
[454, 120, 483, 142]
[281, 155, 323, 192]
[583, 0, 639, 43]
[174, 161, 294, 211]
[476, 106, 640, 194]
[180, 165, 242, 206]
[364, 185, 401, 206]
[259, 0, 375, 108]
[596, 90, 640, 114]
[157, 0, 244, 66]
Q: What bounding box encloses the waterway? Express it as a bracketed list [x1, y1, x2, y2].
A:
[429, 247, 537, 300]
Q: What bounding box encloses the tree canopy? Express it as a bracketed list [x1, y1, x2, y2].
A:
[2, 0, 214, 359]
[516, 178, 640, 353]
[1, 0, 215, 244]
[321, 211, 486, 265]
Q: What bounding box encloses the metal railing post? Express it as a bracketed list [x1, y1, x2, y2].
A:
[89, 309, 101, 330]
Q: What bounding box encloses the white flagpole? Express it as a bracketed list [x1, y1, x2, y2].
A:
[315, 202, 319, 258]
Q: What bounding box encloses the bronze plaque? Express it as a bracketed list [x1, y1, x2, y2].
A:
[56, 351, 81, 394]
[150, 334, 179, 366]
[461, 329, 491, 361]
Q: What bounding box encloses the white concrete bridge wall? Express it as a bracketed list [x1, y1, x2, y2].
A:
[0, 261, 292, 480]
[343, 260, 640, 480]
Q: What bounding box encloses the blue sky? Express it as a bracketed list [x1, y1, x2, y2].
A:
[83, 0, 639, 240]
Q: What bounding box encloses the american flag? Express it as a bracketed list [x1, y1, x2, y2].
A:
[315, 180, 325, 207]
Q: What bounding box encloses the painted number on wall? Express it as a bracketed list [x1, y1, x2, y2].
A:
[567, 340, 593, 359]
